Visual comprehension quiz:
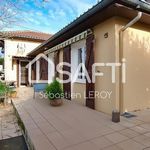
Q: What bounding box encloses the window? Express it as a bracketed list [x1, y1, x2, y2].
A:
[77, 47, 86, 80]
[17, 43, 26, 54]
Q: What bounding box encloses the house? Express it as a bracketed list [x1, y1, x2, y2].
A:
[0, 31, 52, 86]
[28, 0, 150, 114]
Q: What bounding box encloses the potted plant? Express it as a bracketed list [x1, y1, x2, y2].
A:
[46, 80, 63, 106]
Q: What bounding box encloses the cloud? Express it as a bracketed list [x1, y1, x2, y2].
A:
[48, 8, 66, 20]
[4, 0, 98, 33]
[62, 0, 97, 16]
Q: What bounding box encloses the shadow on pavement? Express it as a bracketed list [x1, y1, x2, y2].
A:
[0, 136, 28, 150]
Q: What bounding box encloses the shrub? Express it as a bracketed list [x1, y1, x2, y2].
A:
[0, 82, 10, 96]
[46, 80, 63, 100]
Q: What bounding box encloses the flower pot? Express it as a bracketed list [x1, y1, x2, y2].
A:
[9, 91, 17, 98]
[50, 99, 63, 106]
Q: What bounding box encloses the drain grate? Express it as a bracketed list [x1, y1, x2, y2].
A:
[0, 136, 28, 150]
[121, 112, 137, 118]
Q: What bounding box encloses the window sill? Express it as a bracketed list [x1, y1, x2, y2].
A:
[73, 79, 86, 84]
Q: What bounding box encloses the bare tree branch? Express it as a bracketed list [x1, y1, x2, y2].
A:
[0, 0, 50, 37]
[0, 0, 20, 30]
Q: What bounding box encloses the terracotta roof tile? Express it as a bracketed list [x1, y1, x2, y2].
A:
[0, 30, 52, 41]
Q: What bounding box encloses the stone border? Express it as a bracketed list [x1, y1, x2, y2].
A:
[11, 100, 35, 150]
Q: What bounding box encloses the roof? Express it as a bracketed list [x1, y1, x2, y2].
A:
[12, 56, 33, 61]
[0, 30, 52, 41]
[28, 0, 150, 56]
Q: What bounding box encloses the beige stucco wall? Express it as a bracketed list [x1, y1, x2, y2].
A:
[94, 17, 118, 114]
[4, 39, 41, 82]
[71, 83, 86, 105]
[94, 16, 150, 114]
[115, 17, 150, 112]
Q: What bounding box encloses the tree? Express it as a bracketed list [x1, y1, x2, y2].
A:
[0, 0, 48, 31]
[0, 0, 20, 30]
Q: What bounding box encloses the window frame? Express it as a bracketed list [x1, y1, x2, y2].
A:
[75, 47, 86, 84]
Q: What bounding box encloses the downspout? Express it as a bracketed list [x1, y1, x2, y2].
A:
[119, 9, 142, 113]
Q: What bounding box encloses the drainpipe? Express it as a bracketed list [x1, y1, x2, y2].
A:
[119, 9, 142, 113]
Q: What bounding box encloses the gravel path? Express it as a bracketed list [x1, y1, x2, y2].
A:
[0, 104, 22, 140]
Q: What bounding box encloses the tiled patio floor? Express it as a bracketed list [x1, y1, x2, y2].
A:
[12, 87, 150, 150]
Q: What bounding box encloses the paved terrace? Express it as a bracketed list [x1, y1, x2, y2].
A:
[12, 87, 150, 150]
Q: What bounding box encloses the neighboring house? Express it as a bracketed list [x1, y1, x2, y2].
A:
[28, 0, 150, 114]
[0, 31, 51, 86]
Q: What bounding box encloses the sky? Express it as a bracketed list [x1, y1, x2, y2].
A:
[4, 0, 98, 34]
